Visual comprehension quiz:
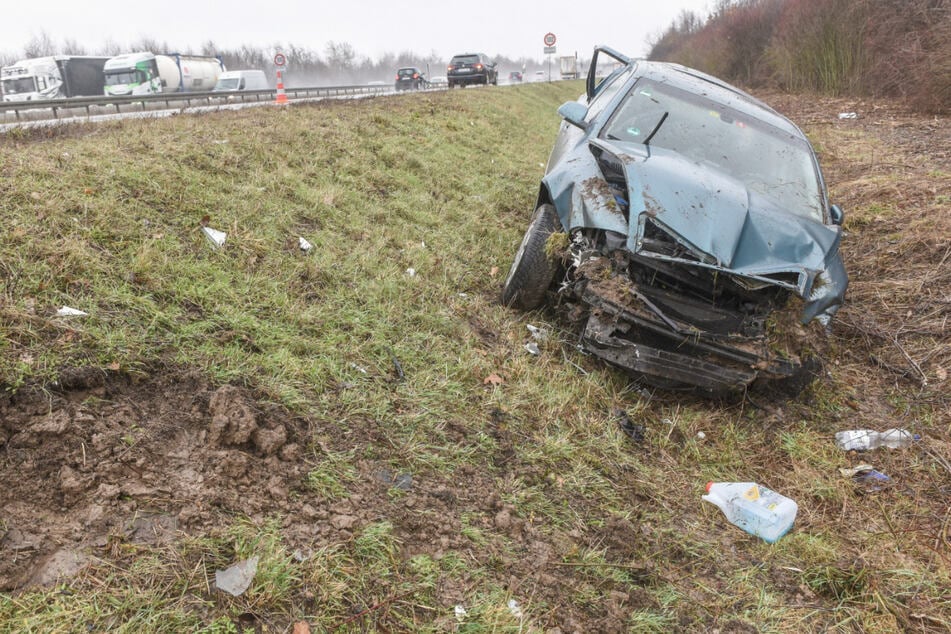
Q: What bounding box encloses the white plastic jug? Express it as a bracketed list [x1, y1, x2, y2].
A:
[702, 482, 798, 543]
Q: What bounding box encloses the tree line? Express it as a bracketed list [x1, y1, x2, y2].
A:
[648, 0, 950, 113]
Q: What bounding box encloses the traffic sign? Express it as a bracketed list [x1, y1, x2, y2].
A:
[543, 32, 556, 47]
[273, 52, 286, 67]
[544, 46, 556, 55]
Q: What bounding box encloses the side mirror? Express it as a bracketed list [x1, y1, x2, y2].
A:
[829, 204, 845, 226]
[558, 101, 588, 130]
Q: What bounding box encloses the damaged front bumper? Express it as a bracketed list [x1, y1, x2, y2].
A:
[568, 252, 803, 392]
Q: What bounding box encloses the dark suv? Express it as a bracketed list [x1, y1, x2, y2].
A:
[395, 67, 427, 91]
[447, 53, 498, 88]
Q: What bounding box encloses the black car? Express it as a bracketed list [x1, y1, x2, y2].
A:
[502, 46, 848, 392]
[508, 71, 523, 83]
[395, 67, 427, 91]
[447, 53, 498, 88]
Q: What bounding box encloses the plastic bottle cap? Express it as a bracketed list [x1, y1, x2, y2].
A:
[705, 481, 714, 493]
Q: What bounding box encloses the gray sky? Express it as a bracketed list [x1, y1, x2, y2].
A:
[1, 1, 713, 62]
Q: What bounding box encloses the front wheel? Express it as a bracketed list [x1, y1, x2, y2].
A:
[501, 204, 562, 310]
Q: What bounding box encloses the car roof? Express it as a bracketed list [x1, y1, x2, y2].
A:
[634, 60, 801, 137]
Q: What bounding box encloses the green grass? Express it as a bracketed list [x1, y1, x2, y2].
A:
[1, 84, 949, 632]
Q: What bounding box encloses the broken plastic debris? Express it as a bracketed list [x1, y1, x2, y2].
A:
[507, 599, 524, 619]
[298, 237, 313, 252]
[615, 409, 645, 443]
[838, 112, 858, 119]
[406, 268, 417, 277]
[838, 464, 877, 477]
[454, 605, 468, 620]
[697, 431, 706, 440]
[215, 556, 259, 597]
[839, 464, 891, 491]
[854, 469, 891, 491]
[524, 342, 540, 355]
[349, 363, 368, 374]
[56, 306, 88, 317]
[202, 226, 227, 248]
[526, 324, 548, 340]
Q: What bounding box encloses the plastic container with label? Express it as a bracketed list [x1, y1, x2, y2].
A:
[702, 481, 798, 543]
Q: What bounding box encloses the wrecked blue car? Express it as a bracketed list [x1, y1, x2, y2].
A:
[502, 46, 848, 391]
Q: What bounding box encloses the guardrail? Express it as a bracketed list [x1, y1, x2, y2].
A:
[0, 83, 395, 122]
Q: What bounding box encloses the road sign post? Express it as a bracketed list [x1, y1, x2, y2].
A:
[273, 52, 288, 104]
[543, 33, 557, 83]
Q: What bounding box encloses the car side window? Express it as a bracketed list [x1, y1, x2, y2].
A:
[584, 67, 634, 123]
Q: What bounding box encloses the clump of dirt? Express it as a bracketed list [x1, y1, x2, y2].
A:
[0, 370, 307, 590]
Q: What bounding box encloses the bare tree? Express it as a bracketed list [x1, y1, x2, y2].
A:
[23, 31, 57, 58]
[61, 38, 87, 55]
[98, 38, 125, 56]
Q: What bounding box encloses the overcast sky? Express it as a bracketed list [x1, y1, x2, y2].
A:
[1, 0, 714, 62]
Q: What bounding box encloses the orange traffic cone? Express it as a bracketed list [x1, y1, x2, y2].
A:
[275, 70, 288, 105]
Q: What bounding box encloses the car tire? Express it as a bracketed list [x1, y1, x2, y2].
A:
[501, 204, 562, 310]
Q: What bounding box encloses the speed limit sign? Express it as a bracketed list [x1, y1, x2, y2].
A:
[273, 52, 286, 67]
[543, 32, 556, 47]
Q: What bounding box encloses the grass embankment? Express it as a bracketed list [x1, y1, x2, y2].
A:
[1, 86, 949, 632]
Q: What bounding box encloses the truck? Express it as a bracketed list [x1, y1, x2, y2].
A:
[1, 56, 110, 102]
[103, 52, 225, 96]
[559, 55, 579, 80]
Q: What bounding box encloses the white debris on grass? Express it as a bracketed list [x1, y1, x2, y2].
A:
[215, 556, 259, 597]
[299, 236, 313, 252]
[56, 306, 88, 317]
[202, 226, 227, 248]
[526, 324, 548, 340]
[507, 599, 523, 619]
[524, 342, 540, 356]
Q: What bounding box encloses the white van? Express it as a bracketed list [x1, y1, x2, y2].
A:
[213, 70, 268, 92]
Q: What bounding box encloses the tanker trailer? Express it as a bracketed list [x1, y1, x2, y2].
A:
[104, 52, 225, 96]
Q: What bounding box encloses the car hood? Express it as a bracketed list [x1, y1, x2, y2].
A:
[543, 139, 848, 324]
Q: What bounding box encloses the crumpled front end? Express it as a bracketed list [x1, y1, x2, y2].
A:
[542, 141, 848, 390]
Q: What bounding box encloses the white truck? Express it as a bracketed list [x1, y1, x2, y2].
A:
[1, 56, 110, 102]
[103, 52, 225, 96]
[559, 55, 579, 80]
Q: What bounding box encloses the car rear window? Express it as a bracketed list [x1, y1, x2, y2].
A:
[452, 55, 479, 64]
[398, 69, 416, 76]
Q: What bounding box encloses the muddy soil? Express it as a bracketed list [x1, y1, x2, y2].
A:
[0, 368, 645, 629]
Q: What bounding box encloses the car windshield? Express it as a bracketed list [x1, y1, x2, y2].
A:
[603, 79, 824, 222]
[104, 70, 145, 86]
[1, 77, 35, 94]
[452, 56, 479, 65]
[215, 78, 240, 90]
